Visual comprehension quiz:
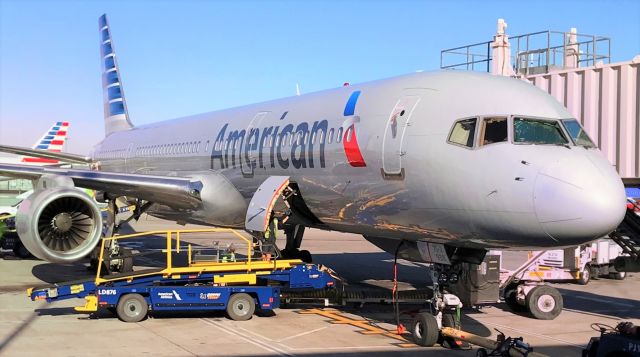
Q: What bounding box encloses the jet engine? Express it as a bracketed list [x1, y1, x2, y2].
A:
[16, 186, 103, 263]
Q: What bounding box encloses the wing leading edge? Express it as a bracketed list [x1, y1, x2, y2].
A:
[0, 163, 203, 210]
[0, 145, 92, 165]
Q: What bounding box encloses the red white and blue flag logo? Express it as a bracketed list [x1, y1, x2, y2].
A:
[22, 121, 70, 164]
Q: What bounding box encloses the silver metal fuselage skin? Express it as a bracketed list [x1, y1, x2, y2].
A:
[92, 71, 626, 250]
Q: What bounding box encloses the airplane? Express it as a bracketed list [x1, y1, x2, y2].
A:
[0, 15, 626, 307]
[0, 121, 71, 165]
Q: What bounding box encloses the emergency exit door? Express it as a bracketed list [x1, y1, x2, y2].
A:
[381, 95, 421, 177]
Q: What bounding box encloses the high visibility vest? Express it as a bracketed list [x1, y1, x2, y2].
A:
[265, 218, 278, 241]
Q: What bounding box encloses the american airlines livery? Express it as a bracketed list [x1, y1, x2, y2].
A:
[0, 14, 626, 292]
[0, 122, 70, 165]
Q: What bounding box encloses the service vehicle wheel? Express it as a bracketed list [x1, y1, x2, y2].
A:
[226, 293, 255, 321]
[13, 241, 32, 258]
[577, 265, 591, 285]
[526, 285, 563, 320]
[411, 312, 439, 347]
[610, 271, 626, 280]
[116, 293, 148, 322]
[503, 283, 527, 312]
[120, 247, 134, 273]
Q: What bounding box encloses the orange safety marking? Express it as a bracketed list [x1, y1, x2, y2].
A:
[299, 308, 418, 348]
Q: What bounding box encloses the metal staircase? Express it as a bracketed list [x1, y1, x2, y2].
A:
[609, 202, 640, 272]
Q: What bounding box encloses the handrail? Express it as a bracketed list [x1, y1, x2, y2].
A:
[96, 228, 256, 283]
[0, 214, 15, 221]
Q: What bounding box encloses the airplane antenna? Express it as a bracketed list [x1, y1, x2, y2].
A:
[296, 83, 301, 96]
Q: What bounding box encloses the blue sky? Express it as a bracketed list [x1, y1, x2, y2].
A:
[1, 0, 639, 154]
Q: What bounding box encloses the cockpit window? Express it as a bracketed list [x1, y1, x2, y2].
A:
[561, 119, 596, 148]
[514, 118, 569, 145]
[448, 118, 477, 147]
[480, 117, 508, 146]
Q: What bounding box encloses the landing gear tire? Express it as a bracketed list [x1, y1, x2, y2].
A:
[226, 293, 255, 321]
[577, 265, 591, 285]
[116, 293, 148, 323]
[610, 271, 626, 280]
[299, 250, 312, 263]
[503, 282, 527, 313]
[476, 348, 489, 357]
[526, 285, 563, 320]
[411, 312, 439, 347]
[281, 249, 312, 263]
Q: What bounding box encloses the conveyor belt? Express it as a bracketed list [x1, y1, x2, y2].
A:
[101, 268, 165, 280]
[282, 285, 433, 305]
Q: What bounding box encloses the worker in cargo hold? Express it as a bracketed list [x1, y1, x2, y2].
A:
[262, 211, 278, 261]
[221, 244, 236, 263]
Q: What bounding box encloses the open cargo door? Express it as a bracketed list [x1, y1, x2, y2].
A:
[245, 176, 290, 232]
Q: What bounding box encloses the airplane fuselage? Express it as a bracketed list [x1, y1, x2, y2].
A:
[92, 71, 626, 250]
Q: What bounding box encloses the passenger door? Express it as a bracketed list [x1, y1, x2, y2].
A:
[381, 94, 422, 178]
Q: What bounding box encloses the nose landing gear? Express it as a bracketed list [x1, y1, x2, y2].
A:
[410, 264, 465, 347]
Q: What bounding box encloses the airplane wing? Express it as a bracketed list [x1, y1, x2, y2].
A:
[0, 163, 203, 210]
[0, 145, 92, 165]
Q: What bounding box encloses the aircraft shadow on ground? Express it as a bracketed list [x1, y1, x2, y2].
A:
[556, 286, 640, 319]
[312, 252, 432, 288]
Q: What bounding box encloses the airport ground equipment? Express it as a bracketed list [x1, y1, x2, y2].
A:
[610, 198, 640, 273]
[583, 322, 640, 357]
[439, 327, 547, 357]
[28, 228, 335, 322]
[496, 252, 565, 320]
[0, 213, 31, 258]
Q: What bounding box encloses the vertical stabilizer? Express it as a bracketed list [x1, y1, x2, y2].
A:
[99, 14, 134, 136]
[21, 121, 70, 164]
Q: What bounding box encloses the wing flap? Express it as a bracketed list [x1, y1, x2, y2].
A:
[0, 163, 202, 210]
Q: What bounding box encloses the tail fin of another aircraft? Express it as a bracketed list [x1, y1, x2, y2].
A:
[99, 14, 134, 136]
[21, 122, 70, 164]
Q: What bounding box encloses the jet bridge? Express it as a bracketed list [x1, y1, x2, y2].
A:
[441, 19, 639, 181]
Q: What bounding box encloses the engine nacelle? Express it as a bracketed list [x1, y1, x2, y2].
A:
[16, 187, 103, 263]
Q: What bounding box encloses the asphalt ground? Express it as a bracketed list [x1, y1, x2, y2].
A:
[1, 215, 639, 357]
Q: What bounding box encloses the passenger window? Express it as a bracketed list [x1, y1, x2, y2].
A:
[336, 127, 343, 143]
[480, 117, 508, 146]
[346, 127, 353, 142]
[448, 118, 477, 148]
[328, 128, 334, 144]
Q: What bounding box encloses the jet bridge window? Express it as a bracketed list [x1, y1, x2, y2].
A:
[448, 118, 477, 148]
[480, 117, 507, 146]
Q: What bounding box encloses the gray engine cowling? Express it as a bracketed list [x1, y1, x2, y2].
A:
[16, 187, 103, 263]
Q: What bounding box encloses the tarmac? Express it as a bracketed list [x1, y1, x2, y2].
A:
[1, 215, 638, 357]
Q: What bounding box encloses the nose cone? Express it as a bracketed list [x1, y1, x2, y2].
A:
[534, 154, 626, 245]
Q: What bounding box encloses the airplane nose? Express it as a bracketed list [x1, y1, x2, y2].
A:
[534, 155, 626, 245]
